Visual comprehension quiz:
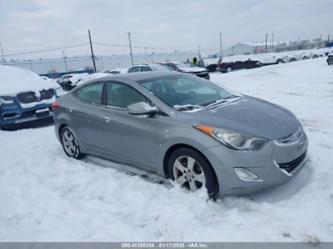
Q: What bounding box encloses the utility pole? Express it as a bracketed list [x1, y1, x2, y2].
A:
[144, 47, 148, 63]
[265, 33, 268, 53]
[271, 33, 274, 52]
[101, 56, 104, 70]
[198, 45, 201, 59]
[127, 32, 134, 66]
[29, 59, 34, 71]
[151, 52, 155, 63]
[62, 50, 68, 72]
[219, 32, 223, 59]
[0, 42, 6, 64]
[88, 29, 97, 72]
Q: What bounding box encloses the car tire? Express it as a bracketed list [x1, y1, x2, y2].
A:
[167, 148, 218, 198]
[60, 126, 84, 159]
[277, 59, 284, 64]
[290, 58, 296, 62]
[226, 67, 232, 73]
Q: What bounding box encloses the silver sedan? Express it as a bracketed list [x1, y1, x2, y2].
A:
[52, 72, 308, 198]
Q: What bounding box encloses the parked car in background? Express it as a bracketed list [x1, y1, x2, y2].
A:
[53, 72, 308, 198]
[57, 72, 110, 91]
[161, 62, 210, 80]
[327, 53, 333, 65]
[127, 64, 172, 73]
[206, 63, 218, 72]
[0, 65, 59, 129]
[102, 69, 121, 74]
[56, 73, 88, 91]
[218, 59, 262, 73]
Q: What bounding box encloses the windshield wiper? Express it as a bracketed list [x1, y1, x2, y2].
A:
[202, 99, 227, 108]
[174, 104, 205, 111]
[202, 95, 239, 109]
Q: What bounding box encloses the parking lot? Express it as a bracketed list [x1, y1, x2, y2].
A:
[1, 58, 333, 242]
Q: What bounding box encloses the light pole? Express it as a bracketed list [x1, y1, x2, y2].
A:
[88, 29, 97, 72]
[128, 32, 134, 66]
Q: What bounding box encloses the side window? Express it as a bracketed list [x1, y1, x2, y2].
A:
[140, 66, 152, 72]
[128, 66, 140, 73]
[106, 83, 149, 108]
[76, 83, 103, 105]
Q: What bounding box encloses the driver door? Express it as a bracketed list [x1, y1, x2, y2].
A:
[100, 82, 166, 171]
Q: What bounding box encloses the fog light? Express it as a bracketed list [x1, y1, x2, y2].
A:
[234, 168, 261, 181]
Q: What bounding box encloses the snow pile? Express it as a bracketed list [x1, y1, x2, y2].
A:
[0, 58, 333, 242]
[0, 65, 59, 96]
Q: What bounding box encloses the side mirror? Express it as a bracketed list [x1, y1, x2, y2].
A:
[127, 102, 158, 116]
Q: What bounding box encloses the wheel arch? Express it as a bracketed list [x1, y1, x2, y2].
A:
[162, 143, 219, 191]
[58, 123, 67, 140]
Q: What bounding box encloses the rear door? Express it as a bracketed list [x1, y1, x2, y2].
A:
[70, 82, 106, 155]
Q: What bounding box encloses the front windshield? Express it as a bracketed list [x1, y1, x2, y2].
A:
[138, 74, 237, 109]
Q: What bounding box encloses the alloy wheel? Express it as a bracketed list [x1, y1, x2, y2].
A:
[62, 129, 79, 157]
[173, 156, 206, 192]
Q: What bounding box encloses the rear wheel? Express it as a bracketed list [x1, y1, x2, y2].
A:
[168, 148, 218, 198]
[226, 67, 232, 73]
[60, 126, 84, 159]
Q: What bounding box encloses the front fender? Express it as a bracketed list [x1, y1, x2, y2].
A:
[156, 126, 220, 176]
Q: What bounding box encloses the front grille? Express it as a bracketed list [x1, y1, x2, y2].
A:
[17, 91, 37, 104]
[17, 89, 55, 104]
[39, 89, 55, 100]
[277, 151, 307, 173]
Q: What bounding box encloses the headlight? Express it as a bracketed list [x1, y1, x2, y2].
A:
[194, 124, 268, 151]
[0, 96, 15, 106]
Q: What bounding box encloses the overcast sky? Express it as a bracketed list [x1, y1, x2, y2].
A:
[0, 0, 332, 58]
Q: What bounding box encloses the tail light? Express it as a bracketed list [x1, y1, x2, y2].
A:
[51, 101, 60, 111]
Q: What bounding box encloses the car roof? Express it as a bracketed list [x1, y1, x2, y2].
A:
[86, 71, 181, 84]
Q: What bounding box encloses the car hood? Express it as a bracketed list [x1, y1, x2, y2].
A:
[0, 65, 59, 96]
[178, 96, 300, 140]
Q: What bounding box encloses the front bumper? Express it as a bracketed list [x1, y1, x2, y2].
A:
[204, 132, 308, 196]
[0, 104, 53, 128]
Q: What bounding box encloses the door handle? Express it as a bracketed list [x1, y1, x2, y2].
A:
[104, 116, 112, 123]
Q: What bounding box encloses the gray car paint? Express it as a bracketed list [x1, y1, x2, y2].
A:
[53, 72, 308, 196]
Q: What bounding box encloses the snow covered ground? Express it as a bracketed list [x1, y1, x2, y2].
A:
[1, 58, 333, 242]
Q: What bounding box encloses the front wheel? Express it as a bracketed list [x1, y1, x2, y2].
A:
[60, 126, 84, 159]
[168, 148, 218, 197]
